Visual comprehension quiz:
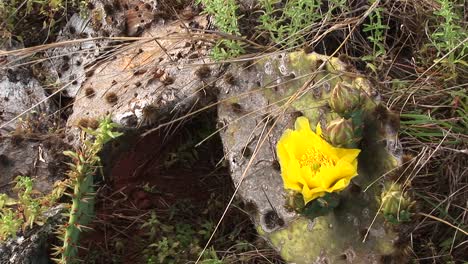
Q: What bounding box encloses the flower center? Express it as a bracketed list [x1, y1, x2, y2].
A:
[299, 148, 335, 171]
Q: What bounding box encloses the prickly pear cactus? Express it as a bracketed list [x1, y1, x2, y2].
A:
[217, 51, 404, 263]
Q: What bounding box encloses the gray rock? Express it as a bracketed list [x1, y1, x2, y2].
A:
[0, 64, 66, 195]
[0, 32, 69, 264]
[0, 134, 69, 195]
[0, 69, 52, 135]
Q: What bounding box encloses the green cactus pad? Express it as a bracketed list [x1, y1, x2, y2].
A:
[218, 51, 403, 263]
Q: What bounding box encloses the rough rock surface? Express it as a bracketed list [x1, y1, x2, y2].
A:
[66, 15, 220, 134]
[216, 51, 403, 263]
[0, 68, 52, 135]
[47, 0, 158, 98]
[47, 13, 108, 99]
[0, 65, 68, 195]
[0, 134, 70, 195]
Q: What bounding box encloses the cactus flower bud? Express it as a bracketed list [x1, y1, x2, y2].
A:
[325, 118, 357, 147]
[329, 82, 361, 116]
[380, 182, 414, 224]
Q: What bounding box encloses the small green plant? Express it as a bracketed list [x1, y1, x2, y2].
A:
[13, 176, 46, 229]
[141, 211, 162, 241]
[51, 116, 122, 264]
[164, 140, 199, 169]
[258, 0, 322, 47]
[196, 0, 244, 60]
[429, 0, 467, 78]
[200, 247, 223, 264]
[141, 210, 197, 263]
[257, 0, 347, 48]
[0, 193, 16, 209]
[0, 175, 62, 243]
[145, 237, 181, 264]
[362, 0, 388, 72]
[138, 197, 231, 264]
[0, 208, 22, 241]
[0, 0, 88, 46]
[198, 0, 349, 58]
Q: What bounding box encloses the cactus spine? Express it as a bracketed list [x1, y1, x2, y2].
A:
[52, 117, 122, 263]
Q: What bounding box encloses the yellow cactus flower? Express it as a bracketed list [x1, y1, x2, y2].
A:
[277, 117, 361, 204]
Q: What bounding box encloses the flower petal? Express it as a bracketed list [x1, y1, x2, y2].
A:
[277, 132, 293, 162]
[299, 165, 317, 188]
[282, 160, 304, 191]
[302, 185, 326, 204]
[316, 123, 322, 136]
[327, 178, 349, 192]
[335, 147, 361, 162]
[320, 160, 357, 187]
[294, 116, 311, 132]
[277, 116, 361, 205]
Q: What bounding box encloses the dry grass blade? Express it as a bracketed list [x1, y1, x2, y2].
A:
[418, 212, 468, 236]
[390, 36, 468, 112]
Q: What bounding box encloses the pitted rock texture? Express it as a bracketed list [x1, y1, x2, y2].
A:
[0, 69, 52, 135]
[216, 51, 402, 263]
[49, 0, 197, 98]
[66, 15, 220, 134]
[47, 0, 176, 98]
[48, 13, 110, 98]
